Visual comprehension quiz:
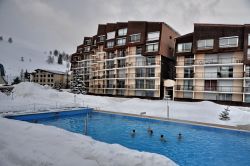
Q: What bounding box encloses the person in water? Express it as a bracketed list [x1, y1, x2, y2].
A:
[178, 133, 182, 140]
[147, 127, 153, 135]
[131, 129, 136, 137]
[160, 134, 166, 142]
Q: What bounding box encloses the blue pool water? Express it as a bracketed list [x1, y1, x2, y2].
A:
[7, 109, 250, 166]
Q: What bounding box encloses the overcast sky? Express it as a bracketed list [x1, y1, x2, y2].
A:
[1, 0, 250, 53]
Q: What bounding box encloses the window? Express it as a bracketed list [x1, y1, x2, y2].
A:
[84, 46, 90, 52]
[146, 68, 155, 77]
[117, 59, 126, 67]
[184, 68, 193, 78]
[117, 38, 126, 46]
[183, 80, 193, 90]
[106, 52, 115, 59]
[85, 39, 91, 45]
[136, 79, 144, 89]
[248, 34, 250, 46]
[129, 33, 141, 43]
[219, 36, 238, 48]
[146, 57, 155, 65]
[218, 94, 232, 101]
[145, 80, 155, 89]
[147, 31, 160, 41]
[245, 66, 250, 77]
[117, 50, 126, 57]
[248, 48, 250, 60]
[107, 31, 115, 40]
[146, 43, 158, 52]
[136, 56, 145, 66]
[136, 68, 145, 77]
[107, 41, 114, 48]
[197, 39, 214, 50]
[205, 80, 217, 91]
[136, 46, 142, 54]
[118, 28, 127, 36]
[218, 66, 233, 78]
[177, 43, 192, 53]
[99, 35, 105, 42]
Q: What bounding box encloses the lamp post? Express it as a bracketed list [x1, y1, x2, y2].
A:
[164, 94, 171, 119]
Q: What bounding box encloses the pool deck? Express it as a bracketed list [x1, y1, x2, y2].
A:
[96, 109, 250, 132]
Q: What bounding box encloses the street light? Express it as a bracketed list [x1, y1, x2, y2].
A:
[164, 94, 171, 119]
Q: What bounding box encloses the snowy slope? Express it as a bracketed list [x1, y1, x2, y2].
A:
[1, 82, 250, 126]
[0, 40, 68, 83]
[0, 117, 176, 166]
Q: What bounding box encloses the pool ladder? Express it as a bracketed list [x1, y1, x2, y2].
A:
[84, 114, 89, 135]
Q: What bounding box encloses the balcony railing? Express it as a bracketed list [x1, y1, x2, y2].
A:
[175, 85, 193, 91]
[195, 86, 243, 93]
[175, 85, 243, 93]
[176, 72, 243, 79]
[195, 58, 243, 65]
[89, 84, 160, 90]
[176, 57, 243, 66]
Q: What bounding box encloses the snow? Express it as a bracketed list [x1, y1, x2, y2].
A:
[1, 82, 250, 127]
[1, 82, 250, 166]
[0, 117, 176, 166]
[0, 40, 68, 83]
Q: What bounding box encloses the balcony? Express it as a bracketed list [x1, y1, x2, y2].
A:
[194, 58, 243, 65]
[194, 86, 243, 93]
[195, 72, 242, 79]
[175, 85, 193, 91]
[176, 57, 243, 67]
[176, 72, 243, 79]
[126, 61, 160, 67]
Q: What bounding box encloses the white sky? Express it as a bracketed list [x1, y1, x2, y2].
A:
[0, 0, 250, 53]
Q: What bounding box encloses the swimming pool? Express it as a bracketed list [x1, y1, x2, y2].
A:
[6, 109, 250, 166]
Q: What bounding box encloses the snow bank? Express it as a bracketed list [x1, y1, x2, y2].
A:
[1, 82, 250, 126]
[0, 117, 176, 166]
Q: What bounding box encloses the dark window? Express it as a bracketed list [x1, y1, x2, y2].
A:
[205, 80, 217, 91]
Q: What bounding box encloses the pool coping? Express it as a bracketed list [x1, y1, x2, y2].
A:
[95, 109, 250, 133]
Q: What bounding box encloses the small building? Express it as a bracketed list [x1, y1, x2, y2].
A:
[31, 69, 70, 89]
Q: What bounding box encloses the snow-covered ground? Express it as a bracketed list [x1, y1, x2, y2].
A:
[1, 82, 250, 126]
[1, 82, 250, 166]
[0, 40, 68, 83]
[0, 117, 176, 166]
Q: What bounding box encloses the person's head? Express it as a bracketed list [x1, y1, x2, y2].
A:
[179, 133, 181, 136]
[133, 129, 135, 133]
[161, 135, 164, 138]
[150, 130, 153, 133]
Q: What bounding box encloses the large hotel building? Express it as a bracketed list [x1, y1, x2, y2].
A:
[71, 21, 179, 99]
[175, 24, 250, 105]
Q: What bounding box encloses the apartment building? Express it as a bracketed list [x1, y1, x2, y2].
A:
[175, 23, 250, 105]
[71, 21, 179, 99]
[31, 69, 70, 89]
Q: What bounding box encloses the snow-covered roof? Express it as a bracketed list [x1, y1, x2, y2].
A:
[34, 69, 66, 75]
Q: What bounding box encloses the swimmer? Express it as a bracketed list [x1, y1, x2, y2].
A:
[147, 127, 153, 135]
[178, 133, 182, 140]
[131, 129, 136, 137]
[160, 134, 166, 142]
